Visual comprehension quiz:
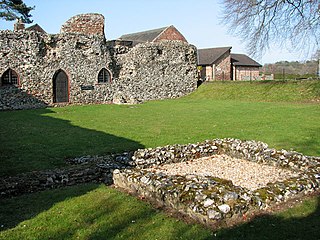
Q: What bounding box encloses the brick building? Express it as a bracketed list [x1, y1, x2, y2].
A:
[198, 47, 232, 81]
[118, 25, 188, 46]
[231, 54, 262, 80]
[197, 47, 261, 81]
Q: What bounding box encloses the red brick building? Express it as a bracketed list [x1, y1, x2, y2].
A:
[231, 54, 262, 80]
[197, 47, 261, 81]
[198, 47, 232, 81]
[118, 25, 188, 45]
[25, 24, 46, 34]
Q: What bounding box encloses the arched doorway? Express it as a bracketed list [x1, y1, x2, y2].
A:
[53, 70, 69, 103]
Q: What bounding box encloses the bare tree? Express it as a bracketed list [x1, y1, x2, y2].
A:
[312, 49, 320, 60]
[0, 0, 34, 23]
[221, 0, 320, 57]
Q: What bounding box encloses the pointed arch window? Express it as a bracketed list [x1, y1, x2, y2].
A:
[1, 68, 19, 86]
[98, 68, 111, 83]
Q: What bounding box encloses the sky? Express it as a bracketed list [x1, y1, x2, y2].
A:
[0, 0, 310, 64]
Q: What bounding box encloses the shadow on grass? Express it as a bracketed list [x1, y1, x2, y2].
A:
[0, 183, 99, 231]
[215, 196, 320, 240]
[0, 184, 213, 239]
[0, 107, 145, 177]
[0, 186, 319, 239]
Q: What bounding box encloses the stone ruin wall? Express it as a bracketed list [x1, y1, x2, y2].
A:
[0, 14, 198, 110]
[113, 139, 320, 226]
[114, 41, 197, 102]
[60, 13, 105, 36]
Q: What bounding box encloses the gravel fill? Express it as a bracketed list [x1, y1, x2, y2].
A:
[146, 154, 300, 190]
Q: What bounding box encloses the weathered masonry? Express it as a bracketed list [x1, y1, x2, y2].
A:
[0, 13, 198, 110]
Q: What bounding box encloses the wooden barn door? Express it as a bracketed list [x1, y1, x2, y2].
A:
[53, 70, 69, 103]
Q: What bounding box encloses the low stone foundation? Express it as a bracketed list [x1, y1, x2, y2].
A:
[113, 138, 320, 225]
[1, 138, 319, 227]
[0, 153, 133, 198]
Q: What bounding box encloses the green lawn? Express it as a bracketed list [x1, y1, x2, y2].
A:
[0, 80, 319, 239]
[0, 184, 319, 240]
[0, 184, 213, 240]
[0, 80, 319, 176]
[192, 80, 320, 102]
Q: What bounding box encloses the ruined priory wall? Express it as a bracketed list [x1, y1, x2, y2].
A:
[0, 30, 115, 110]
[0, 31, 198, 110]
[114, 41, 198, 101]
[60, 13, 105, 36]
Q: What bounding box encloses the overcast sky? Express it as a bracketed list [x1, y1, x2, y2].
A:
[0, 0, 309, 64]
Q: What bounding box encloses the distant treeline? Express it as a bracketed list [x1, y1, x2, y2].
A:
[262, 60, 319, 79]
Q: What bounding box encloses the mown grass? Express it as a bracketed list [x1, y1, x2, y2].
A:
[0, 184, 213, 240]
[0, 80, 319, 239]
[192, 80, 320, 102]
[1, 80, 319, 176]
[0, 184, 319, 240]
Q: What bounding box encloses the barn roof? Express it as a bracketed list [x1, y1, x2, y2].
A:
[119, 26, 169, 44]
[197, 47, 232, 65]
[231, 54, 262, 67]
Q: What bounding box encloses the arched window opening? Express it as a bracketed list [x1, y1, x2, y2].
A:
[98, 68, 111, 83]
[53, 69, 69, 103]
[1, 69, 19, 86]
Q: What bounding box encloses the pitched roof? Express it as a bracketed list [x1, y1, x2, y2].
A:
[231, 54, 261, 67]
[119, 26, 168, 44]
[25, 24, 46, 33]
[197, 47, 232, 65]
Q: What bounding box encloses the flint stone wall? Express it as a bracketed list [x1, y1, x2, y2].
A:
[60, 13, 105, 36]
[0, 30, 197, 110]
[0, 153, 132, 198]
[114, 41, 197, 101]
[0, 165, 108, 197]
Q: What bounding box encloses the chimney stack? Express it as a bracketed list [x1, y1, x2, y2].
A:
[14, 19, 25, 31]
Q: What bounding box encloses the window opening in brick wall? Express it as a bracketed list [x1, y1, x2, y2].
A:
[98, 68, 111, 83]
[1, 68, 19, 86]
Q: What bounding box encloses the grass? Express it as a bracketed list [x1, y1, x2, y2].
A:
[0, 80, 319, 176]
[216, 195, 320, 240]
[192, 80, 320, 102]
[0, 80, 319, 239]
[0, 184, 319, 240]
[0, 184, 213, 240]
